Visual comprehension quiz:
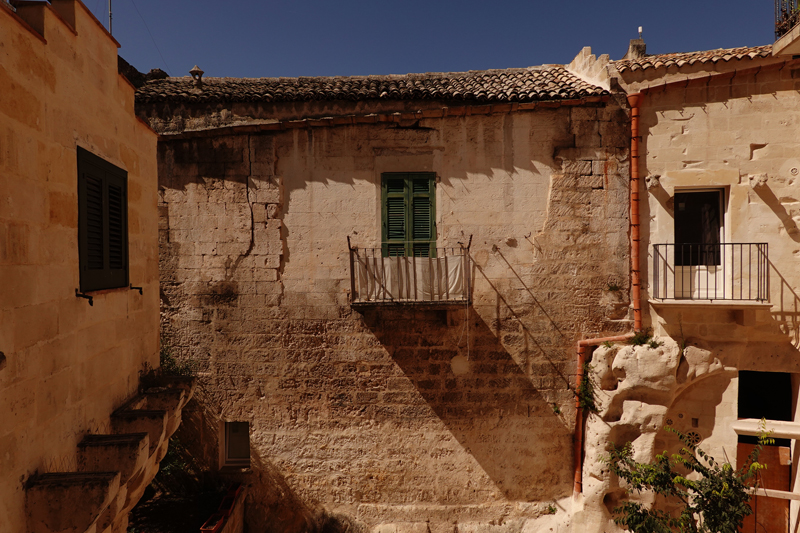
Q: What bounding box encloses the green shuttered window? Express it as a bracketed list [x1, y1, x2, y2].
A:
[78, 147, 129, 292]
[381, 173, 436, 257]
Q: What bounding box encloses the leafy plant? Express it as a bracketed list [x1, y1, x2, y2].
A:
[551, 403, 562, 415]
[607, 282, 622, 292]
[546, 504, 557, 515]
[648, 339, 664, 349]
[603, 340, 614, 349]
[605, 424, 772, 533]
[629, 328, 653, 346]
[577, 362, 599, 414]
[159, 336, 196, 376]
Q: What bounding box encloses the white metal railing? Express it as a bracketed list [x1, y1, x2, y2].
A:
[348, 242, 470, 304]
[652, 243, 769, 301]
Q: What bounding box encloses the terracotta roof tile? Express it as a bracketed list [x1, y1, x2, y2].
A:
[135, 66, 608, 105]
[615, 44, 773, 73]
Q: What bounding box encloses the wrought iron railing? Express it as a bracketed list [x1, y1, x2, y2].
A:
[776, 0, 800, 38]
[652, 243, 769, 301]
[349, 243, 470, 304]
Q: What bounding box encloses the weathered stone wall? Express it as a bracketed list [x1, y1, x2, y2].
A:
[0, 3, 159, 532]
[154, 99, 631, 532]
[565, 55, 800, 533]
[635, 64, 800, 348]
[634, 64, 800, 531]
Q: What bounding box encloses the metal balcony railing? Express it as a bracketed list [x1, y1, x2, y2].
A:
[776, 0, 800, 38]
[348, 243, 470, 304]
[652, 243, 769, 302]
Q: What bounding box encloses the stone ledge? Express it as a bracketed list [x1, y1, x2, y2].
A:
[649, 299, 772, 326]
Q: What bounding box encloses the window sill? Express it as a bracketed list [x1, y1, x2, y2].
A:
[218, 465, 251, 474]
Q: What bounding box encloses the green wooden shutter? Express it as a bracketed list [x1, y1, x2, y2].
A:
[382, 173, 435, 257]
[411, 177, 433, 257]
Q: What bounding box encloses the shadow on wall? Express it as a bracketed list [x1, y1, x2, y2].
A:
[364, 306, 574, 503]
[177, 396, 342, 533]
[768, 259, 800, 348]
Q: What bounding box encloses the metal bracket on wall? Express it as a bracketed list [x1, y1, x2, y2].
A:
[75, 289, 93, 306]
[129, 284, 143, 295]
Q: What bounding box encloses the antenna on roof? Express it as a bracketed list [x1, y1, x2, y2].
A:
[108, 0, 112, 35]
[638, 26, 643, 39]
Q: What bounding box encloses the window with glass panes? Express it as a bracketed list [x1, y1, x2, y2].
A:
[381, 173, 435, 257]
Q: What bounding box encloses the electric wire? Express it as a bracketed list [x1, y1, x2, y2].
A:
[127, 0, 172, 76]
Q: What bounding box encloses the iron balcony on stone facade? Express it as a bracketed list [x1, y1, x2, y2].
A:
[776, 0, 800, 38]
[348, 242, 471, 307]
[652, 242, 769, 302]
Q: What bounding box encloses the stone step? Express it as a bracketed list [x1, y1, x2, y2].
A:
[26, 472, 121, 533]
[77, 433, 149, 485]
[111, 409, 167, 455]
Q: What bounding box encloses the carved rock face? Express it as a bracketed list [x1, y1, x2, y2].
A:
[577, 336, 726, 532]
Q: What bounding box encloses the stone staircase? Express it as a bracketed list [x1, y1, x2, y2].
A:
[26, 375, 195, 533]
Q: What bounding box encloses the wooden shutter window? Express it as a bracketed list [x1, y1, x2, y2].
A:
[107, 184, 125, 270]
[381, 173, 436, 257]
[85, 175, 104, 269]
[78, 147, 129, 292]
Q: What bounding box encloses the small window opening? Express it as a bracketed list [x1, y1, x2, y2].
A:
[738, 370, 792, 446]
[223, 421, 250, 467]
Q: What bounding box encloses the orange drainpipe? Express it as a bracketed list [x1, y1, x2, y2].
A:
[628, 93, 643, 332]
[572, 93, 645, 495]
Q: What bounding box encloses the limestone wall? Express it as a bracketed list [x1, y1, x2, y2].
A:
[561, 54, 800, 533]
[153, 98, 631, 532]
[0, 3, 159, 531]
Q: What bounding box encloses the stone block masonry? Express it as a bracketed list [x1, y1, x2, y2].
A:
[153, 99, 631, 533]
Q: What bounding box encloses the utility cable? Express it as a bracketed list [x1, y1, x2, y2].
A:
[127, 0, 172, 76]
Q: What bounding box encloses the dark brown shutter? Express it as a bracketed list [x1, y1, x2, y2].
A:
[78, 147, 128, 291]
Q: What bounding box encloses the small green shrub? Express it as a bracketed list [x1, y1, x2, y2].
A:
[159, 337, 196, 376]
[576, 362, 599, 414]
[604, 423, 773, 533]
[629, 328, 653, 346]
[648, 339, 664, 349]
[607, 282, 622, 292]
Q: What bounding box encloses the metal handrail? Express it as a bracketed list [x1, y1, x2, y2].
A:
[652, 243, 769, 301]
[348, 240, 471, 304]
[776, 0, 800, 38]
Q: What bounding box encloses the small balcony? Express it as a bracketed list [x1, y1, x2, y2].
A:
[774, 0, 800, 54]
[652, 243, 769, 302]
[348, 244, 470, 307]
[776, 0, 800, 38]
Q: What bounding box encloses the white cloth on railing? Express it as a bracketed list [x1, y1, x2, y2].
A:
[354, 255, 465, 301]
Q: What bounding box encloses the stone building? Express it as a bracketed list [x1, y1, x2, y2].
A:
[564, 40, 800, 532]
[1, 1, 192, 532]
[135, 33, 800, 532]
[135, 63, 632, 531]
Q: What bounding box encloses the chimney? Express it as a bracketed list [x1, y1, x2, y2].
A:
[624, 27, 646, 60]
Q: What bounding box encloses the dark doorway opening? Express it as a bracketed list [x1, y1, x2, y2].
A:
[674, 189, 723, 266]
[738, 370, 792, 446]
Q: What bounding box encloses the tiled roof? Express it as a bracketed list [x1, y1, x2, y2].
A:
[135, 66, 608, 105]
[615, 45, 773, 73]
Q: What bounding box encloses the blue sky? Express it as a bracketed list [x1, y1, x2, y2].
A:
[88, 0, 775, 79]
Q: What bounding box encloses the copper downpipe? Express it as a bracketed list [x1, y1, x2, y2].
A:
[572, 93, 644, 495]
[628, 93, 643, 332]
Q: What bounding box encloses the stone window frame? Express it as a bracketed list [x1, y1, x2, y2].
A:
[222, 421, 250, 468]
[77, 147, 129, 292]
